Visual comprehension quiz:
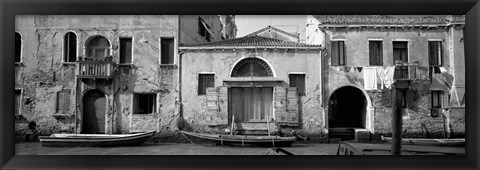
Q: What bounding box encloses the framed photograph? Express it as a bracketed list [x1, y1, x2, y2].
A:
[1, 0, 479, 169]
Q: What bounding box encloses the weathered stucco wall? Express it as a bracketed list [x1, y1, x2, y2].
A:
[321, 26, 465, 140]
[179, 15, 224, 46]
[180, 49, 325, 140]
[14, 15, 185, 142]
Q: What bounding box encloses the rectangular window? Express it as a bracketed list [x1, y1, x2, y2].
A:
[15, 32, 22, 63]
[369, 41, 383, 66]
[15, 89, 22, 115]
[134, 93, 157, 114]
[331, 41, 345, 66]
[64, 32, 77, 62]
[198, 74, 215, 95]
[56, 89, 71, 114]
[161, 38, 174, 65]
[289, 74, 306, 96]
[428, 41, 443, 66]
[431, 91, 443, 108]
[119, 37, 132, 64]
[393, 41, 408, 63]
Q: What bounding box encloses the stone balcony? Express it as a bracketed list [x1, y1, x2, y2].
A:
[77, 60, 116, 79]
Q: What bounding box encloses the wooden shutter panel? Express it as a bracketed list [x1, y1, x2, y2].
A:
[286, 87, 299, 125]
[274, 86, 287, 123]
[215, 86, 228, 125]
[406, 89, 414, 109]
[206, 87, 219, 125]
[331, 42, 339, 66]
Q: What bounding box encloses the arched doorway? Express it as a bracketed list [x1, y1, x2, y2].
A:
[82, 89, 107, 134]
[229, 57, 274, 123]
[328, 86, 368, 140]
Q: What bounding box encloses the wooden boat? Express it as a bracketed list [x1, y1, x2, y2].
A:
[337, 141, 465, 155]
[381, 136, 465, 147]
[180, 131, 296, 147]
[39, 131, 156, 147]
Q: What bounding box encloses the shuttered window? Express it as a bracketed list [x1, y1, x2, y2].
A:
[289, 74, 306, 96]
[431, 91, 443, 108]
[198, 74, 215, 95]
[119, 37, 132, 64]
[15, 90, 22, 115]
[393, 41, 408, 63]
[15, 32, 22, 63]
[369, 41, 383, 66]
[56, 89, 71, 114]
[134, 93, 157, 114]
[428, 41, 442, 66]
[331, 41, 345, 66]
[161, 38, 174, 64]
[64, 32, 77, 62]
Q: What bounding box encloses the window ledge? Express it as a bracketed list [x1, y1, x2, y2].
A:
[62, 62, 76, 65]
[53, 113, 72, 119]
[159, 64, 178, 69]
[119, 63, 134, 67]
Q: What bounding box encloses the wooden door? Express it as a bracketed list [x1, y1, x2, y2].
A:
[230, 87, 272, 122]
[82, 90, 106, 133]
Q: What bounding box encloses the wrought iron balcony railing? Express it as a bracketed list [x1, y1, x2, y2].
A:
[77, 60, 115, 79]
[393, 61, 418, 81]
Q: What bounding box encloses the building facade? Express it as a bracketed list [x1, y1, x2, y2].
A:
[14, 15, 235, 142]
[179, 36, 324, 140]
[306, 15, 465, 140]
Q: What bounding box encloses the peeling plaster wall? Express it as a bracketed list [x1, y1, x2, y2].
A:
[14, 15, 187, 142]
[179, 15, 224, 45]
[180, 49, 324, 139]
[321, 26, 465, 140]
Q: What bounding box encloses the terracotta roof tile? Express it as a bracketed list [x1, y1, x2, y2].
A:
[313, 15, 449, 25]
[181, 36, 320, 48]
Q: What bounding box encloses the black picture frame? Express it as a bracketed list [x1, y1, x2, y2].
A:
[1, 0, 479, 169]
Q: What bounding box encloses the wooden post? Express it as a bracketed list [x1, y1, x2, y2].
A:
[391, 83, 404, 155]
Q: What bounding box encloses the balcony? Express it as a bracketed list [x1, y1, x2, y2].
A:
[77, 60, 116, 79]
[393, 61, 418, 81]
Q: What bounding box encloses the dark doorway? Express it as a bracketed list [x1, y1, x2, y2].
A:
[328, 86, 367, 128]
[82, 89, 106, 134]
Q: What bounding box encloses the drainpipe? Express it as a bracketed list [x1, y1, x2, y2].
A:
[178, 51, 185, 119]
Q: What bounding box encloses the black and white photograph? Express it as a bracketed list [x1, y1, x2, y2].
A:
[13, 15, 466, 155]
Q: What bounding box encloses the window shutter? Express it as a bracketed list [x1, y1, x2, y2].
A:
[406, 89, 414, 109]
[428, 42, 437, 66]
[274, 86, 287, 123]
[286, 87, 299, 125]
[64, 92, 70, 112]
[339, 41, 345, 66]
[215, 86, 228, 125]
[57, 93, 65, 113]
[206, 87, 219, 125]
[369, 42, 375, 65]
[331, 42, 339, 66]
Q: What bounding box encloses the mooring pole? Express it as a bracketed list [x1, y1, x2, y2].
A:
[391, 82, 404, 155]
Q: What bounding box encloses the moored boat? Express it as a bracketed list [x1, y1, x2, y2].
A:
[180, 131, 295, 147]
[381, 136, 465, 147]
[39, 131, 156, 147]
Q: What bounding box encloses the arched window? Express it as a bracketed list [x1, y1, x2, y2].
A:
[15, 32, 22, 63]
[86, 36, 110, 59]
[64, 32, 77, 62]
[231, 58, 273, 77]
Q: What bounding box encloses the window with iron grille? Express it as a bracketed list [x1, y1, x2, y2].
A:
[64, 32, 77, 62]
[161, 38, 174, 64]
[134, 93, 157, 114]
[289, 74, 306, 96]
[431, 91, 443, 108]
[15, 89, 22, 115]
[369, 41, 383, 66]
[198, 74, 215, 95]
[231, 58, 273, 77]
[331, 41, 345, 66]
[428, 41, 443, 66]
[56, 89, 71, 114]
[15, 32, 22, 63]
[119, 37, 132, 64]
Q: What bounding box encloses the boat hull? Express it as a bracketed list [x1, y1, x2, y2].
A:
[180, 131, 295, 147]
[39, 131, 156, 147]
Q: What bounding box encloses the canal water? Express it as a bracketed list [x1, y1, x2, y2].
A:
[15, 142, 339, 155]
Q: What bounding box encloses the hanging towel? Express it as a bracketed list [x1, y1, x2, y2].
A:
[439, 67, 447, 73]
[383, 66, 396, 89]
[364, 67, 377, 90]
